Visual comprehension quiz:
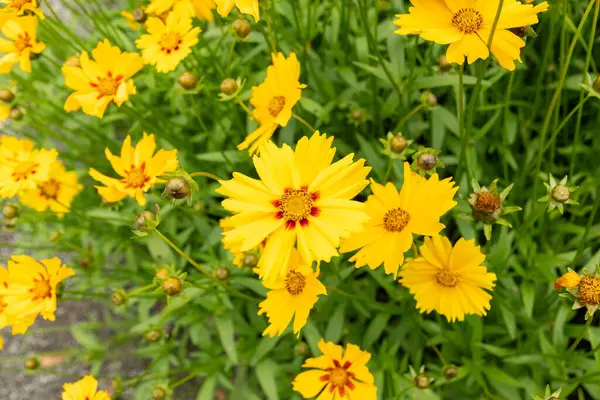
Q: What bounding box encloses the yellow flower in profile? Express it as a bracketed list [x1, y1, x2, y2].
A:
[89, 133, 178, 206]
[214, 0, 259, 21]
[121, 10, 141, 31]
[61, 376, 110, 400]
[0, 0, 44, 19]
[19, 161, 83, 216]
[0, 255, 74, 334]
[146, 0, 216, 21]
[238, 52, 306, 155]
[0, 136, 57, 198]
[62, 39, 144, 118]
[400, 235, 497, 322]
[0, 103, 10, 121]
[0, 334, 3, 350]
[292, 339, 377, 399]
[136, 8, 201, 73]
[393, 0, 549, 71]
[217, 132, 371, 284]
[554, 271, 581, 290]
[340, 163, 457, 277]
[0, 16, 45, 73]
[258, 249, 326, 337]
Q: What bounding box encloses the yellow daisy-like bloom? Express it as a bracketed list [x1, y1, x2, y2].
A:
[258, 249, 326, 337]
[0, 16, 45, 73]
[62, 39, 144, 119]
[393, 0, 549, 71]
[121, 11, 141, 31]
[0, 136, 57, 199]
[399, 235, 497, 322]
[554, 271, 581, 290]
[214, 0, 259, 21]
[146, 0, 216, 21]
[0, 255, 74, 334]
[217, 132, 371, 284]
[340, 163, 458, 277]
[238, 52, 306, 155]
[136, 8, 201, 73]
[89, 133, 178, 206]
[62, 376, 111, 400]
[0, 0, 44, 19]
[292, 339, 377, 400]
[19, 161, 83, 216]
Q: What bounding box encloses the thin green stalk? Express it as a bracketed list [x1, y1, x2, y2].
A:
[235, 96, 253, 118]
[356, 0, 403, 102]
[572, 177, 600, 266]
[456, 63, 468, 181]
[264, 0, 277, 52]
[155, 229, 210, 276]
[226, 39, 237, 75]
[383, 159, 394, 182]
[533, 0, 595, 191]
[292, 113, 316, 132]
[543, 94, 591, 154]
[189, 171, 223, 181]
[126, 284, 156, 298]
[570, 0, 599, 177]
[393, 104, 426, 132]
[566, 316, 594, 355]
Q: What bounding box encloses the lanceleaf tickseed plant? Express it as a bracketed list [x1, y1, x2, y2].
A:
[1, 0, 600, 398]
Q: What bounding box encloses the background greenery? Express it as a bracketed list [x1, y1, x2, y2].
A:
[2, 0, 600, 398]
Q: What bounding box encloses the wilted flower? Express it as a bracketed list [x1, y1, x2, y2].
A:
[555, 267, 600, 320]
[467, 179, 521, 240]
[538, 174, 578, 214]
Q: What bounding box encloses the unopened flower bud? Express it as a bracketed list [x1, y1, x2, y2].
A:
[421, 91, 437, 107]
[510, 25, 531, 38]
[133, 8, 147, 23]
[390, 135, 408, 154]
[10, 107, 23, 121]
[414, 373, 430, 389]
[155, 268, 168, 280]
[442, 365, 458, 379]
[594, 76, 600, 92]
[220, 78, 238, 95]
[64, 55, 80, 67]
[551, 184, 570, 203]
[3, 204, 18, 219]
[294, 342, 309, 357]
[50, 231, 61, 241]
[216, 267, 230, 281]
[232, 19, 251, 38]
[349, 108, 364, 123]
[144, 329, 162, 343]
[439, 55, 451, 72]
[417, 152, 436, 171]
[151, 387, 167, 400]
[178, 72, 197, 90]
[243, 253, 258, 268]
[111, 291, 127, 306]
[165, 178, 190, 199]
[162, 276, 182, 296]
[0, 88, 13, 103]
[135, 210, 155, 230]
[25, 357, 39, 370]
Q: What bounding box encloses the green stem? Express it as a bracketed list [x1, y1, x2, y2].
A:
[127, 284, 156, 298]
[393, 104, 426, 132]
[264, 0, 277, 52]
[456, 64, 468, 181]
[572, 175, 600, 266]
[292, 113, 316, 132]
[543, 94, 591, 154]
[155, 229, 210, 276]
[566, 316, 594, 355]
[235, 96, 253, 119]
[226, 39, 237, 75]
[383, 159, 394, 182]
[170, 373, 197, 388]
[189, 171, 223, 181]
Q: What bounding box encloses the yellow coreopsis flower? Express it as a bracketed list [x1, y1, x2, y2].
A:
[0, 16, 45, 73]
[136, 8, 200, 73]
[0, 256, 74, 334]
[214, 0, 259, 21]
[89, 133, 179, 206]
[62, 39, 144, 118]
[19, 161, 83, 216]
[293, 339, 377, 399]
[0, 136, 57, 198]
[217, 132, 371, 284]
[61, 376, 111, 400]
[0, 103, 10, 121]
[0, 335, 3, 350]
[393, 0, 549, 71]
[238, 52, 306, 155]
[340, 163, 458, 277]
[258, 249, 326, 337]
[400, 235, 497, 322]
[0, 0, 44, 19]
[146, 0, 216, 21]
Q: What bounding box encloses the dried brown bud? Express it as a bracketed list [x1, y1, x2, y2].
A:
[24, 357, 40, 370]
[0, 88, 13, 103]
[442, 365, 458, 379]
[10, 107, 23, 121]
[220, 78, 238, 95]
[390, 135, 408, 153]
[439, 55, 452, 72]
[165, 178, 190, 199]
[243, 253, 258, 268]
[133, 8, 147, 23]
[475, 191, 501, 213]
[232, 19, 251, 38]
[162, 276, 182, 296]
[135, 210, 155, 230]
[216, 267, 230, 281]
[416, 152, 436, 171]
[414, 373, 430, 389]
[178, 72, 197, 89]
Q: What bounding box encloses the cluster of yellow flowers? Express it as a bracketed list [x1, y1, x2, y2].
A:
[0, 136, 82, 214]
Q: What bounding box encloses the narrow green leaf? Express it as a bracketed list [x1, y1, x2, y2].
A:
[216, 314, 238, 364]
[256, 360, 280, 400]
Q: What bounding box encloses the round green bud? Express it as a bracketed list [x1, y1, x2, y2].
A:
[216, 267, 230, 281]
[414, 373, 430, 389]
[233, 19, 251, 38]
[178, 72, 197, 90]
[162, 276, 182, 296]
[220, 78, 238, 95]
